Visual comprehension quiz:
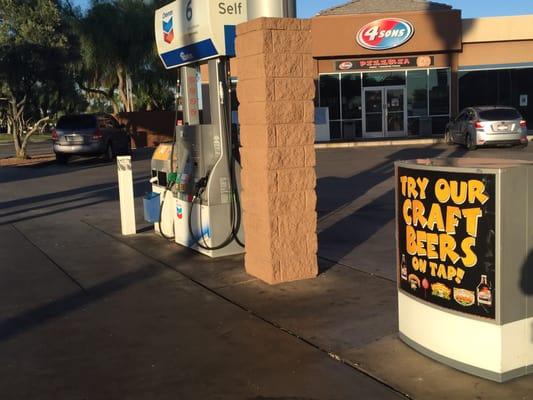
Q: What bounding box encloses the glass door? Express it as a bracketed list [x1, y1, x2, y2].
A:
[363, 88, 384, 138]
[385, 86, 407, 137]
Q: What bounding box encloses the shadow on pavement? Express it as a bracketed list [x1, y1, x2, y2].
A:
[0, 264, 161, 343]
[0, 176, 150, 226]
[317, 145, 467, 273]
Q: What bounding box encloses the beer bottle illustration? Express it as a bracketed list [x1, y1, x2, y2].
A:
[476, 275, 492, 307]
[400, 254, 408, 281]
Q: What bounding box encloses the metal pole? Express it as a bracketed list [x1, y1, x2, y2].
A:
[247, 0, 297, 19]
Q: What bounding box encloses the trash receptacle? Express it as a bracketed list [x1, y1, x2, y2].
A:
[396, 158, 533, 382]
[143, 192, 161, 223]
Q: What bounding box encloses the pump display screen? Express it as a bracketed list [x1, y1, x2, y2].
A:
[396, 167, 496, 319]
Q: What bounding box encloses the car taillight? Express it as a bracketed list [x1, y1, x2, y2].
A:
[91, 128, 103, 141]
[474, 121, 483, 129]
[51, 129, 58, 141]
[520, 120, 527, 128]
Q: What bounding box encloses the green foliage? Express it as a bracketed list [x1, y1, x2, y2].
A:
[0, 0, 176, 156]
[76, 0, 175, 112]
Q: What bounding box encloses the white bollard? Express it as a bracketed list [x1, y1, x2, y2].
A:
[117, 156, 136, 235]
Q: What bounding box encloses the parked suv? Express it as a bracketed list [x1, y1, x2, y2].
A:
[445, 106, 528, 150]
[52, 113, 131, 163]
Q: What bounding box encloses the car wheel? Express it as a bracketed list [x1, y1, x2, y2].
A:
[104, 143, 115, 162]
[520, 141, 529, 149]
[466, 133, 477, 151]
[56, 153, 69, 164]
[444, 130, 453, 145]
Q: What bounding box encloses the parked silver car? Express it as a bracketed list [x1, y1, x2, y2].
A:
[445, 106, 528, 150]
[52, 114, 131, 163]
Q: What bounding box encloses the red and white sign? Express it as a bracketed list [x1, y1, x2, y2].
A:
[356, 18, 414, 51]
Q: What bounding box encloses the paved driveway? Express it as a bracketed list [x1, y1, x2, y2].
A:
[1, 143, 532, 399]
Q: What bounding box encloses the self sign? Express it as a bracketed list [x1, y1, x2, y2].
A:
[219, 2, 243, 14]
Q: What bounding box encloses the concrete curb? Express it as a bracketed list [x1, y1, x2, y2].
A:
[315, 138, 444, 149]
[315, 135, 533, 150]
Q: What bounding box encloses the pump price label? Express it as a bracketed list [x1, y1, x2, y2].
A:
[396, 167, 496, 319]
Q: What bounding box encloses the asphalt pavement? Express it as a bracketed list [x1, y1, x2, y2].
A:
[1, 143, 533, 399]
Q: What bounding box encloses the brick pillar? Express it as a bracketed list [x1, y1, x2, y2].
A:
[235, 18, 318, 285]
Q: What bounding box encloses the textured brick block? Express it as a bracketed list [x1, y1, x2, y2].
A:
[241, 167, 277, 193]
[277, 168, 316, 192]
[276, 124, 315, 147]
[240, 147, 268, 169]
[239, 102, 271, 125]
[272, 31, 312, 54]
[277, 255, 318, 283]
[304, 145, 316, 167]
[267, 54, 303, 78]
[274, 78, 315, 101]
[244, 254, 276, 284]
[303, 58, 317, 78]
[235, 30, 272, 57]
[237, 78, 275, 102]
[268, 147, 306, 169]
[236, 54, 268, 80]
[236, 18, 318, 285]
[273, 101, 304, 124]
[278, 211, 317, 238]
[240, 125, 276, 148]
[237, 17, 303, 36]
[305, 190, 317, 211]
[303, 101, 315, 123]
[300, 19, 312, 31]
[268, 191, 306, 215]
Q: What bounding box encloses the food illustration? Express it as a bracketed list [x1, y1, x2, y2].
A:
[416, 56, 432, 67]
[431, 283, 451, 300]
[453, 288, 475, 307]
[408, 274, 421, 290]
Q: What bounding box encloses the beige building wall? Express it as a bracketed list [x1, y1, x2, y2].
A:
[463, 15, 533, 44]
[460, 15, 533, 68]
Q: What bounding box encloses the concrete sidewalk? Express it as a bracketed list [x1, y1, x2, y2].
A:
[1, 145, 533, 399]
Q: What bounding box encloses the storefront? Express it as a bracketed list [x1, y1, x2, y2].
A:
[311, 0, 533, 141]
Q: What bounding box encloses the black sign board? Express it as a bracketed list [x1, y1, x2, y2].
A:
[397, 167, 496, 319]
[337, 56, 434, 71]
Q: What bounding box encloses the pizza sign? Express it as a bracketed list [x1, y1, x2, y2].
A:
[356, 18, 414, 51]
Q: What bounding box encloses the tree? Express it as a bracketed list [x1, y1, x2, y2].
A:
[0, 0, 77, 158]
[76, 0, 153, 112]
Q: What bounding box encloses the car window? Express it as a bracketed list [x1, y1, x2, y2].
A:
[57, 115, 96, 130]
[479, 109, 521, 121]
[98, 117, 114, 129]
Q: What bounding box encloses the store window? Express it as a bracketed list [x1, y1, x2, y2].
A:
[459, 67, 533, 122]
[318, 67, 451, 140]
[407, 70, 428, 136]
[341, 74, 362, 119]
[341, 73, 362, 139]
[407, 70, 427, 117]
[429, 69, 450, 116]
[319, 74, 340, 121]
[363, 71, 406, 87]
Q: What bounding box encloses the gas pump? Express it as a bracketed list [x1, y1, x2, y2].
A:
[150, 0, 296, 258]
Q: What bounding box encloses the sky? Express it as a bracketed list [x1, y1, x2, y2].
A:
[72, 0, 533, 18]
[298, 0, 533, 18]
